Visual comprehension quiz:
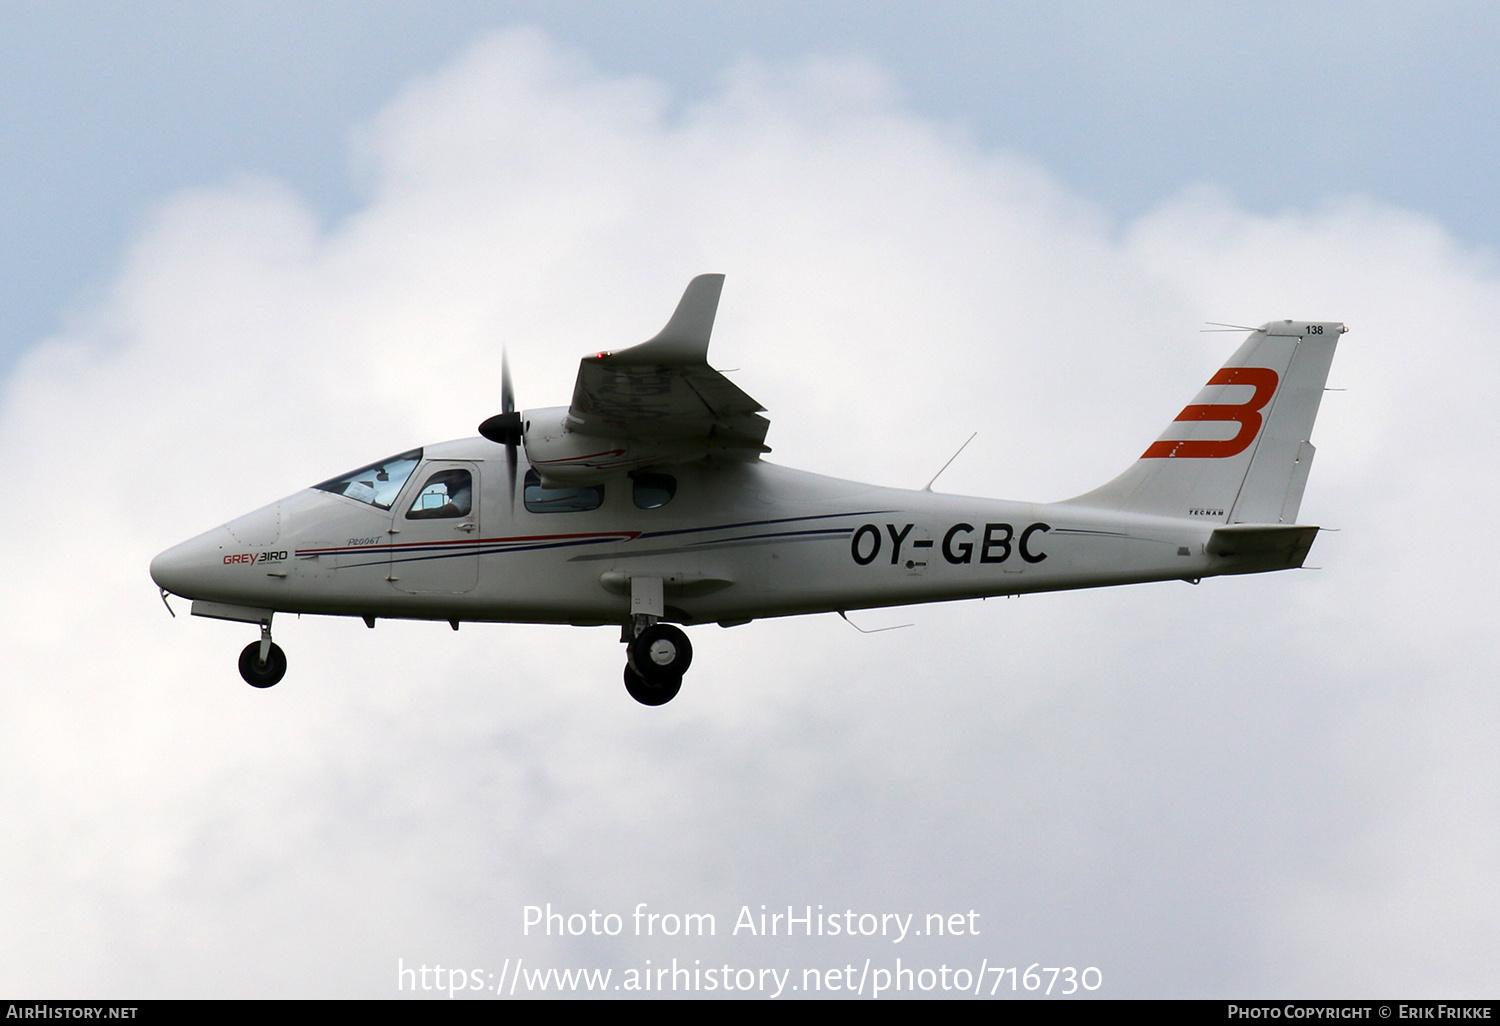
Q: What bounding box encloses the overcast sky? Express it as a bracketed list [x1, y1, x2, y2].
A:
[1, 2, 1497, 999]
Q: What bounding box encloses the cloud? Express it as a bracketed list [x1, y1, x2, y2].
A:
[0, 28, 1495, 997]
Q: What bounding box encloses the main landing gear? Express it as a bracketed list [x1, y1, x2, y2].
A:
[224, 607, 695, 701]
[238, 621, 286, 688]
[623, 621, 692, 706]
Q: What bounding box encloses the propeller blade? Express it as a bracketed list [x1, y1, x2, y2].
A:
[482, 348, 520, 509]
[506, 435, 517, 509]
[501, 347, 514, 415]
[478, 410, 522, 511]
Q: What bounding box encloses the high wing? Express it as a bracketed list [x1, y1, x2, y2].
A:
[565, 274, 770, 459]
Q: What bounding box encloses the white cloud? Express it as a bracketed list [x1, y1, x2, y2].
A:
[0, 28, 1495, 997]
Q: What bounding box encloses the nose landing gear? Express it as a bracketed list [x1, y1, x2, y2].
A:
[238, 621, 286, 688]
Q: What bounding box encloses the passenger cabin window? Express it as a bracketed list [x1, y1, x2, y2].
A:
[631, 472, 677, 509]
[406, 469, 473, 519]
[523, 469, 604, 513]
[313, 449, 422, 510]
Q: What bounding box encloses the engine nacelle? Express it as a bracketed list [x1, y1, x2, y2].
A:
[520, 406, 705, 486]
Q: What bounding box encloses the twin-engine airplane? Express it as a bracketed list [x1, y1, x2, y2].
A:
[151, 275, 1345, 705]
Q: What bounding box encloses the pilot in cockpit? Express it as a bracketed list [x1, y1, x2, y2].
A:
[407, 469, 472, 519]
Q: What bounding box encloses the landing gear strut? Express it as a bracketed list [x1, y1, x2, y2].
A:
[238, 621, 286, 688]
[623, 622, 692, 706]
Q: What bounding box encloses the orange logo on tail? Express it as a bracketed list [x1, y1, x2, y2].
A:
[1142, 367, 1278, 459]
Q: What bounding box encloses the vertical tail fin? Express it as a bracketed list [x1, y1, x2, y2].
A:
[1068, 321, 1344, 523]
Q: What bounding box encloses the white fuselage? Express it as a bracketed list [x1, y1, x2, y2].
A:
[151, 436, 1232, 629]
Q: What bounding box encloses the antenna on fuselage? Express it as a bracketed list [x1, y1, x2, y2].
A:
[922, 432, 977, 492]
[837, 611, 913, 634]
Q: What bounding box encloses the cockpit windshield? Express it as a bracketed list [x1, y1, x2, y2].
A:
[313, 449, 422, 510]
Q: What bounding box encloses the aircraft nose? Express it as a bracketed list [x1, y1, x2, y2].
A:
[151, 501, 284, 600]
[150, 529, 230, 599]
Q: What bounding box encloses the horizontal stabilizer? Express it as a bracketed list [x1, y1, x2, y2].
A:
[1206, 524, 1319, 572]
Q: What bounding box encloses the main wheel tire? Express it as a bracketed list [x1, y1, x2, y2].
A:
[238, 641, 287, 688]
[626, 623, 693, 684]
[624, 664, 681, 706]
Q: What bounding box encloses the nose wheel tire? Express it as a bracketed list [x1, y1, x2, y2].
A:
[626, 623, 693, 684]
[238, 641, 287, 688]
[624, 665, 682, 706]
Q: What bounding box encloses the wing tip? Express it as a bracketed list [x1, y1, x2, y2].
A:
[617, 273, 725, 363]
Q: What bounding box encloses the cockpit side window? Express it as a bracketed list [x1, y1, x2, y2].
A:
[523, 469, 604, 513]
[313, 449, 422, 510]
[406, 469, 473, 519]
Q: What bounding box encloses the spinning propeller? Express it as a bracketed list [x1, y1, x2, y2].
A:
[478, 350, 521, 505]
